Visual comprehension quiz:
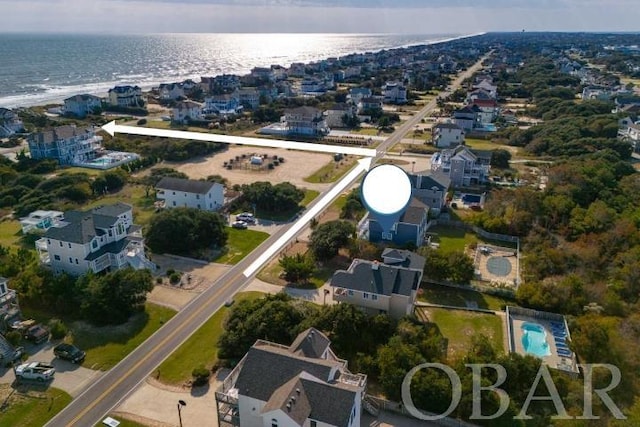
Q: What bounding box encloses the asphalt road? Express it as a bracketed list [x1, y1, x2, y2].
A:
[46, 54, 489, 427]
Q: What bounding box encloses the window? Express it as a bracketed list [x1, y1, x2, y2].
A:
[310, 421, 317, 427]
[197, 204, 201, 209]
[372, 294, 378, 300]
[59, 241, 63, 247]
[109, 230, 113, 237]
[69, 257, 73, 263]
[54, 255, 60, 261]
[271, 419, 278, 427]
[382, 232, 393, 240]
[47, 239, 51, 244]
[172, 191, 176, 195]
[75, 258, 79, 264]
[196, 194, 200, 199]
[68, 243, 72, 248]
[363, 292, 369, 299]
[92, 240, 98, 249]
[172, 201, 176, 206]
[0, 283, 6, 295]
[348, 290, 354, 296]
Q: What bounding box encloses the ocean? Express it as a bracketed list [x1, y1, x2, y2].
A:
[0, 33, 467, 108]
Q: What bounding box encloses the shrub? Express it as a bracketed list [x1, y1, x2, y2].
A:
[5, 330, 22, 346]
[137, 118, 147, 125]
[192, 365, 210, 386]
[48, 318, 68, 340]
[156, 277, 163, 284]
[169, 272, 181, 285]
[166, 268, 175, 276]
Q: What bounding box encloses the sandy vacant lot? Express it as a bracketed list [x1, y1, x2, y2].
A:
[166, 146, 334, 190]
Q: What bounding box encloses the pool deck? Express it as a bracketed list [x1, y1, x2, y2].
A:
[508, 312, 578, 374]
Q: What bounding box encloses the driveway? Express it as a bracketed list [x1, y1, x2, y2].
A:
[0, 341, 103, 398]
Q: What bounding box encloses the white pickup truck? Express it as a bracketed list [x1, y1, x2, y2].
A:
[14, 361, 55, 382]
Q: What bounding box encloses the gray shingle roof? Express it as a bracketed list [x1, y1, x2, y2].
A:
[381, 248, 426, 271]
[234, 346, 334, 404]
[418, 171, 451, 190]
[43, 203, 131, 244]
[261, 376, 311, 425]
[289, 328, 330, 359]
[84, 238, 130, 261]
[330, 259, 421, 297]
[156, 177, 219, 194]
[93, 202, 132, 218]
[302, 376, 356, 427]
[434, 122, 462, 130]
[399, 197, 428, 225]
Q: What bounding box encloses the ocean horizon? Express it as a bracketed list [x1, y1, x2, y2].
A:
[0, 32, 478, 109]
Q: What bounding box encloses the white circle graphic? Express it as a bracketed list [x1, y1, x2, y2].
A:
[361, 164, 412, 215]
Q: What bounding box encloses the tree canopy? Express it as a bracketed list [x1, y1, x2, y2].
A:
[309, 220, 356, 261]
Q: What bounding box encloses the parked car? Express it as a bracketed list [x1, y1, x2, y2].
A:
[14, 361, 55, 382]
[13, 319, 49, 344]
[54, 343, 86, 364]
[231, 221, 248, 229]
[236, 213, 256, 224]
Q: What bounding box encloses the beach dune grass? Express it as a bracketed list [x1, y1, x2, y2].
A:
[157, 291, 264, 386]
[304, 156, 358, 183]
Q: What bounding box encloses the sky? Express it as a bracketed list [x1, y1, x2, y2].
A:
[1, 0, 638, 34]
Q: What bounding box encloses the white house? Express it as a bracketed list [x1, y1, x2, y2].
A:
[156, 177, 224, 211]
[472, 79, 498, 99]
[158, 82, 186, 101]
[432, 122, 465, 148]
[63, 94, 102, 118]
[324, 103, 356, 128]
[107, 85, 144, 108]
[282, 106, 329, 136]
[383, 81, 407, 104]
[0, 277, 21, 333]
[35, 203, 154, 276]
[431, 145, 492, 187]
[215, 328, 366, 427]
[357, 97, 384, 116]
[300, 78, 326, 94]
[238, 88, 260, 110]
[331, 249, 426, 319]
[0, 108, 24, 137]
[172, 101, 204, 124]
[204, 94, 242, 115]
[348, 87, 372, 106]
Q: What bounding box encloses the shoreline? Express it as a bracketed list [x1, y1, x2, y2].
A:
[0, 32, 484, 110]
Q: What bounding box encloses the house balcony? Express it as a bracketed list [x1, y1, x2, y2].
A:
[0, 289, 18, 312]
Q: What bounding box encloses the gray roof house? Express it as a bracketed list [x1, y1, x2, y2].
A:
[369, 197, 429, 248]
[35, 202, 154, 275]
[156, 177, 224, 211]
[408, 171, 452, 211]
[331, 248, 426, 318]
[215, 328, 366, 427]
[0, 277, 20, 333]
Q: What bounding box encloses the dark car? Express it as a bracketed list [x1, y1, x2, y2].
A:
[24, 324, 49, 344]
[53, 343, 86, 364]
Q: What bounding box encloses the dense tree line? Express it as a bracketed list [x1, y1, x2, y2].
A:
[145, 207, 228, 255]
[232, 181, 305, 215]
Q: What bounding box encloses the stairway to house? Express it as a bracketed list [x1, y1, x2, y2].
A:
[363, 395, 380, 417]
[0, 334, 20, 367]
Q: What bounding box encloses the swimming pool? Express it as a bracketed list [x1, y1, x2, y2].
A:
[521, 322, 551, 357]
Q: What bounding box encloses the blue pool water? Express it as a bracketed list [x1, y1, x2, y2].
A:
[521, 322, 551, 357]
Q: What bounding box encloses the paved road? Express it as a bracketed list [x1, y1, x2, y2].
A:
[46, 54, 489, 427]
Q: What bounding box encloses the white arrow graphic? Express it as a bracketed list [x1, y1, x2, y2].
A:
[242, 157, 372, 278]
[102, 121, 378, 157]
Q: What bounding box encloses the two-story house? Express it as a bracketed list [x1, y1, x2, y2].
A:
[0, 277, 21, 333]
[107, 85, 144, 108]
[408, 171, 451, 211]
[63, 94, 102, 118]
[348, 87, 372, 106]
[331, 248, 426, 318]
[432, 122, 465, 148]
[158, 82, 186, 101]
[368, 197, 429, 248]
[35, 202, 153, 275]
[282, 106, 329, 136]
[431, 145, 492, 187]
[0, 108, 24, 137]
[356, 97, 384, 116]
[155, 177, 224, 211]
[383, 81, 407, 104]
[324, 103, 356, 128]
[204, 94, 242, 116]
[238, 88, 260, 110]
[215, 328, 366, 427]
[172, 101, 204, 124]
[452, 105, 480, 132]
[28, 125, 103, 165]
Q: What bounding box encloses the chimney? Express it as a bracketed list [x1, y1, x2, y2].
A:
[372, 260, 379, 271]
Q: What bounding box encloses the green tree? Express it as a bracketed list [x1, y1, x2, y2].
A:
[81, 268, 153, 325]
[309, 220, 355, 261]
[145, 207, 228, 255]
[490, 149, 512, 169]
[279, 253, 315, 283]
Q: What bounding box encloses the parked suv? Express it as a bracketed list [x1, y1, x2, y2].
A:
[236, 213, 256, 224]
[54, 343, 86, 364]
[24, 324, 50, 344]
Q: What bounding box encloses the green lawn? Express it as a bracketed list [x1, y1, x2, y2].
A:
[70, 303, 177, 370]
[423, 307, 504, 359]
[301, 189, 320, 207]
[419, 283, 515, 311]
[427, 225, 477, 253]
[0, 219, 22, 249]
[304, 156, 358, 183]
[85, 184, 156, 227]
[157, 291, 265, 386]
[0, 385, 72, 427]
[214, 227, 269, 265]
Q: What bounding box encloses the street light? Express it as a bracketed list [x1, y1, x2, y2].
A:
[177, 400, 187, 427]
